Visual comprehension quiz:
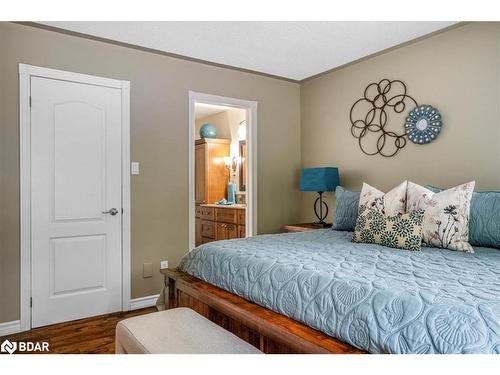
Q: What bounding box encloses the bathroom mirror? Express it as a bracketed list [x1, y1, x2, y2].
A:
[239, 140, 246, 192]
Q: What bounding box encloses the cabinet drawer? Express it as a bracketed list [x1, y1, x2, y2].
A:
[201, 236, 215, 245]
[195, 206, 202, 219]
[200, 206, 215, 220]
[237, 210, 245, 225]
[215, 208, 237, 224]
[200, 220, 215, 239]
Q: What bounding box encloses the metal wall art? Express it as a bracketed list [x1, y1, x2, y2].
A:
[349, 79, 442, 157]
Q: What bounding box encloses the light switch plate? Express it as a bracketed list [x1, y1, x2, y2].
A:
[160, 260, 169, 269]
[131, 162, 140, 175]
[143, 262, 153, 278]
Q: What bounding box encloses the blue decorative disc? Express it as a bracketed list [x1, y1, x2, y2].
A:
[405, 105, 442, 144]
[199, 123, 217, 138]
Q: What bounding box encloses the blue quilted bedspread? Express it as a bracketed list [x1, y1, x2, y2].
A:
[178, 230, 500, 353]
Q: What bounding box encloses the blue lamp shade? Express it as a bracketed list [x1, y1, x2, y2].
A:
[300, 167, 339, 192]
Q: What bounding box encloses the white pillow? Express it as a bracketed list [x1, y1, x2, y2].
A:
[358, 181, 407, 216]
[406, 181, 475, 253]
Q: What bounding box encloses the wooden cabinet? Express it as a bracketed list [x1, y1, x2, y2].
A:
[195, 205, 246, 246]
[194, 138, 231, 247]
[216, 222, 238, 240]
[195, 138, 230, 205]
[195, 206, 216, 245]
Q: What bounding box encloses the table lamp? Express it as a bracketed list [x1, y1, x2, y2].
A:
[300, 167, 339, 226]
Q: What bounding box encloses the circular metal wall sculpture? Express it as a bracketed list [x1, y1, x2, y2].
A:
[405, 105, 442, 144]
[349, 79, 442, 157]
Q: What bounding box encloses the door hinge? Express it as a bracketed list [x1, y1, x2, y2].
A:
[29, 96, 32, 107]
[121, 208, 124, 214]
[30, 297, 32, 308]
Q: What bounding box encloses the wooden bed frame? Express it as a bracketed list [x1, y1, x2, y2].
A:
[161, 268, 364, 354]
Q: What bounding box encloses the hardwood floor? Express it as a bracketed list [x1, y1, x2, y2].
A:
[0, 307, 156, 354]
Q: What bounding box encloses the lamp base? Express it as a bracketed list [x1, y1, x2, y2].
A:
[313, 192, 329, 224]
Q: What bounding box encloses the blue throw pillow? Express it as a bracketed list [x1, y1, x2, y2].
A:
[426, 185, 500, 249]
[332, 186, 360, 231]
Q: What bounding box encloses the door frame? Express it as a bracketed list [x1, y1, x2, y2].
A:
[19, 64, 131, 331]
[188, 91, 258, 250]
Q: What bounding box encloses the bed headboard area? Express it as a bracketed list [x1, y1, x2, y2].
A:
[299, 22, 500, 222]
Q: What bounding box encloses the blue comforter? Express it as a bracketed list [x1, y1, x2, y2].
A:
[178, 230, 500, 354]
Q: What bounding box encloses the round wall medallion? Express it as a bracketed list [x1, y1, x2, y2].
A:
[405, 105, 442, 144]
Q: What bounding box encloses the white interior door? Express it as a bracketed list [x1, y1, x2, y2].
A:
[30, 76, 123, 328]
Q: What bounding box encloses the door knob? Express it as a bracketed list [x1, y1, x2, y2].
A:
[102, 208, 119, 216]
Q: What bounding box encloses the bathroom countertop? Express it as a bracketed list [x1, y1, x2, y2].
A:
[200, 203, 246, 209]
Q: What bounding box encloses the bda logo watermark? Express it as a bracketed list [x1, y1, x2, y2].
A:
[1, 339, 49, 354]
[1, 340, 17, 354]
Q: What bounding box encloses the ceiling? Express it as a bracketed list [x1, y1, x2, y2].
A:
[194, 103, 231, 120]
[40, 22, 456, 81]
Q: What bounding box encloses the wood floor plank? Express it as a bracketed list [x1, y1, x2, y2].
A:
[0, 307, 156, 354]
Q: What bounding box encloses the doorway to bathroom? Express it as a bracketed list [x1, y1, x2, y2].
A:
[188, 92, 257, 250]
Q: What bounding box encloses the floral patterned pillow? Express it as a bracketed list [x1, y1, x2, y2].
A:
[358, 181, 407, 216]
[406, 181, 475, 253]
[353, 206, 425, 251]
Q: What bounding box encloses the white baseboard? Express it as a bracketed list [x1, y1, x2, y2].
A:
[130, 294, 160, 310]
[0, 320, 21, 336]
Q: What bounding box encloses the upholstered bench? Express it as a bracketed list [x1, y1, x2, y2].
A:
[115, 307, 262, 354]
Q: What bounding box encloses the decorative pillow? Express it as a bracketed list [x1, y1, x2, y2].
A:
[426, 186, 500, 249]
[353, 206, 425, 251]
[406, 181, 475, 253]
[358, 181, 407, 216]
[332, 186, 360, 231]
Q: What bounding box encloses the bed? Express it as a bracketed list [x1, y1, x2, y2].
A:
[175, 229, 500, 354]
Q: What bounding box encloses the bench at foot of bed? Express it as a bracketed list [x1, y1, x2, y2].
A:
[161, 268, 364, 354]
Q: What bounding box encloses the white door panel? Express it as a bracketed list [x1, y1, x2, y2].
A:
[53, 101, 106, 221]
[31, 76, 123, 327]
[51, 235, 106, 295]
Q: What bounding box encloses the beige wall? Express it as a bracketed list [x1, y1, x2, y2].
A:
[0, 22, 301, 323]
[300, 22, 500, 222]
